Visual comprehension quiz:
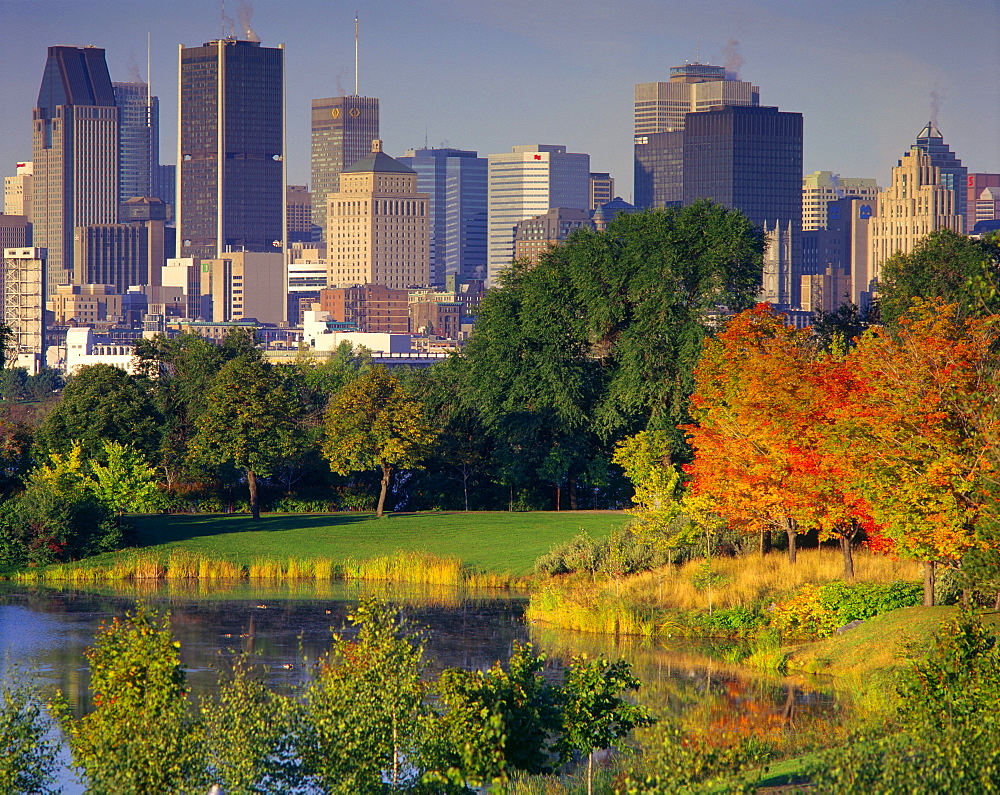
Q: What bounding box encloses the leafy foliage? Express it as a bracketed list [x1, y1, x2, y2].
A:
[0, 676, 60, 795]
[57, 603, 205, 792]
[322, 366, 438, 517]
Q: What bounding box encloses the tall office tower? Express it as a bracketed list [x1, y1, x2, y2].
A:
[286, 185, 313, 243]
[966, 173, 1000, 233]
[311, 96, 379, 241]
[913, 123, 967, 229]
[198, 251, 286, 323]
[513, 207, 593, 265]
[682, 105, 803, 306]
[800, 196, 876, 313]
[32, 46, 119, 290]
[327, 140, 430, 290]
[589, 172, 614, 210]
[871, 147, 963, 276]
[74, 197, 172, 290]
[4, 162, 33, 218]
[486, 144, 590, 283]
[634, 63, 759, 209]
[398, 148, 487, 285]
[802, 171, 880, 231]
[0, 215, 31, 250]
[154, 164, 175, 209]
[178, 38, 285, 261]
[1, 247, 46, 368]
[113, 82, 159, 206]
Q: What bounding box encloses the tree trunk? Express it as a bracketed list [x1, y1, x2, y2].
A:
[247, 469, 260, 520]
[463, 471, 469, 512]
[759, 528, 772, 556]
[923, 560, 936, 606]
[555, 483, 561, 511]
[785, 518, 797, 565]
[569, 477, 579, 510]
[376, 464, 392, 518]
[840, 535, 855, 581]
[587, 749, 594, 795]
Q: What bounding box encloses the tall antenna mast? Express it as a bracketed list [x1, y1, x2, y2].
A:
[354, 11, 359, 96]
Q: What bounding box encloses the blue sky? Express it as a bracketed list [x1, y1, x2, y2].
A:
[2, 0, 999, 200]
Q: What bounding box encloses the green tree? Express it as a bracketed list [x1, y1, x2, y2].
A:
[202, 659, 303, 793]
[33, 363, 163, 462]
[322, 366, 438, 517]
[89, 440, 165, 516]
[0, 443, 117, 566]
[559, 654, 655, 795]
[302, 599, 427, 793]
[0, 676, 60, 795]
[878, 229, 1000, 325]
[190, 354, 304, 520]
[57, 603, 206, 792]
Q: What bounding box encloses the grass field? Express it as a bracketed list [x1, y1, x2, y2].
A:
[121, 510, 629, 576]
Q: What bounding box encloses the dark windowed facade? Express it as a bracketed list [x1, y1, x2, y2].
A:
[32, 46, 118, 290]
[634, 131, 684, 209]
[398, 148, 487, 285]
[311, 96, 379, 240]
[682, 105, 803, 231]
[913, 123, 967, 227]
[178, 39, 284, 260]
[113, 82, 159, 206]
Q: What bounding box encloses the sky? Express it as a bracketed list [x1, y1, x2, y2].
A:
[2, 0, 999, 201]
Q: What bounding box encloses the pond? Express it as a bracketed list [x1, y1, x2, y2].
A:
[1, 581, 843, 792]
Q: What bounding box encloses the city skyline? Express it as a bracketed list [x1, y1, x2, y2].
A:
[1, 0, 999, 204]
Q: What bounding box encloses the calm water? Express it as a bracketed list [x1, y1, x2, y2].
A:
[1, 581, 842, 792]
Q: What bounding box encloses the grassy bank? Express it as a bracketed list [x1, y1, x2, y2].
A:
[8, 510, 630, 585]
[527, 548, 922, 638]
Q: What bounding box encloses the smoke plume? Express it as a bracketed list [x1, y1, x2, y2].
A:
[929, 88, 943, 127]
[239, 1, 261, 42]
[723, 39, 744, 80]
[126, 51, 144, 84]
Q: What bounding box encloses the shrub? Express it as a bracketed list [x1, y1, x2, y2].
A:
[816, 580, 922, 624]
[534, 529, 666, 577]
[0, 676, 60, 794]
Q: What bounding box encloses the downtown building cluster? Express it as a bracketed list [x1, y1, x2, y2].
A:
[2, 33, 998, 373]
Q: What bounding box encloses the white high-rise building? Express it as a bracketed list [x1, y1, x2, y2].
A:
[802, 171, 880, 231]
[4, 162, 33, 218]
[487, 144, 590, 284]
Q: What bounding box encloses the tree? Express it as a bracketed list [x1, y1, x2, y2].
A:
[57, 603, 206, 792]
[190, 354, 304, 520]
[558, 654, 654, 795]
[0, 676, 60, 794]
[878, 229, 1000, 325]
[302, 599, 427, 793]
[89, 440, 165, 516]
[322, 366, 438, 518]
[832, 301, 998, 604]
[33, 363, 163, 463]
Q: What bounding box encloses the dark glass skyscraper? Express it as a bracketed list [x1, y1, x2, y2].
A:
[311, 95, 379, 241]
[178, 38, 285, 260]
[32, 45, 119, 289]
[397, 148, 487, 285]
[634, 131, 684, 209]
[113, 81, 159, 206]
[913, 122, 967, 227]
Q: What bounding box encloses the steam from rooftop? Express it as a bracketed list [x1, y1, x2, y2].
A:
[723, 39, 744, 80]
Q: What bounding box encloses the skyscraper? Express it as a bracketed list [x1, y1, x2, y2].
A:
[913, 123, 967, 228]
[32, 46, 119, 290]
[871, 147, 962, 275]
[178, 38, 285, 261]
[634, 63, 759, 209]
[4, 162, 33, 218]
[682, 105, 803, 306]
[327, 140, 430, 290]
[802, 171, 880, 231]
[113, 81, 159, 206]
[398, 148, 487, 285]
[486, 144, 590, 283]
[311, 96, 379, 241]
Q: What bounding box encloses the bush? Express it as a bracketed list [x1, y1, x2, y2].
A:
[771, 580, 922, 640]
[534, 529, 667, 577]
[0, 676, 60, 794]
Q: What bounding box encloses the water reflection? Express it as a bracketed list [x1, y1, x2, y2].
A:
[2, 581, 843, 791]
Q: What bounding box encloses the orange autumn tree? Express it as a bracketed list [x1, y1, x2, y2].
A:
[831, 299, 999, 605]
[685, 305, 876, 576]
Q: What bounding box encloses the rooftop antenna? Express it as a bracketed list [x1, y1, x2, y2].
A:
[354, 11, 359, 96]
[221, 0, 226, 38]
[695, 41, 701, 64]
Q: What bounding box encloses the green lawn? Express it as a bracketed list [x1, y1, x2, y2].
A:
[129, 511, 630, 575]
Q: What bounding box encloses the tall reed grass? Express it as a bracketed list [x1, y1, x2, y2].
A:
[11, 549, 522, 590]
